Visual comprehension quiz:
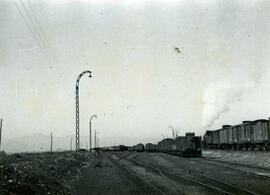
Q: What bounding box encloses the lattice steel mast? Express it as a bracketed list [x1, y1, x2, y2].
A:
[75, 70, 92, 151]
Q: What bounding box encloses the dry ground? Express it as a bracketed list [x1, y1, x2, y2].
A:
[0, 151, 93, 194]
[1, 150, 270, 194]
[203, 149, 270, 168]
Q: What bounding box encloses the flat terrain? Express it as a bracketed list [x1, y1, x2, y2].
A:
[1, 150, 270, 194]
[0, 151, 93, 194]
[203, 149, 270, 169]
[76, 151, 270, 195]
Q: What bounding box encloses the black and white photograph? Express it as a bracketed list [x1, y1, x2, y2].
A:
[1, 0, 270, 194]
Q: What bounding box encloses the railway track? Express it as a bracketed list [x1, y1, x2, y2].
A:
[190, 158, 270, 179]
[118, 154, 262, 195]
[105, 152, 167, 195]
[207, 157, 270, 170]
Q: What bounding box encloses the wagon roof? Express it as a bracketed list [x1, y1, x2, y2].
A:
[251, 119, 268, 123]
[175, 136, 185, 140]
[158, 138, 175, 143]
[230, 119, 268, 126]
[162, 138, 174, 141]
[146, 143, 156, 146]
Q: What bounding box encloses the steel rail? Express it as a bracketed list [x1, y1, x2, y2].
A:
[127, 157, 261, 195]
[105, 153, 167, 195]
[190, 158, 270, 179]
[206, 158, 270, 171]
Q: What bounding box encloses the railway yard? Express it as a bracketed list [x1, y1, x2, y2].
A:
[76, 151, 270, 195]
[1, 150, 270, 194]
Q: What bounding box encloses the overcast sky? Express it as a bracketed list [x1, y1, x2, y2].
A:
[1, 0, 270, 144]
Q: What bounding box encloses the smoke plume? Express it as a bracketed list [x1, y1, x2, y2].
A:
[201, 79, 257, 128]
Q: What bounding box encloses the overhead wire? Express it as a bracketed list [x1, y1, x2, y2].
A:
[25, 0, 61, 71]
[13, 0, 55, 68]
[19, 0, 60, 74]
[13, 0, 62, 75]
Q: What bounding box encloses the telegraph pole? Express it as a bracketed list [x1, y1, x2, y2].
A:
[75, 70, 92, 151]
[168, 125, 175, 139]
[94, 130, 97, 148]
[70, 137, 72, 151]
[50, 131, 53, 153]
[0, 118, 2, 151]
[89, 115, 97, 152]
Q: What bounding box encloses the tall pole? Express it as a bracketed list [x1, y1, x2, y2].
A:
[94, 129, 96, 148]
[50, 131, 53, 153]
[89, 115, 97, 152]
[75, 70, 92, 151]
[70, 137, 72, 151]
[168, 125, 175, 139]
[0, 118, 2, 151]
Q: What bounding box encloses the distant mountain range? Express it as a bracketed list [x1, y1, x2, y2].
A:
[1, 133, 159, 153]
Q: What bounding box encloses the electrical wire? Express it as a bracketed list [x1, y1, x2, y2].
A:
[26, 0, 61, 71]
[19, 0, 60, 73]
[13, 0, 54, 67]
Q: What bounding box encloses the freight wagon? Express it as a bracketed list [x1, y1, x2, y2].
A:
[111, 145, 128, 151]
[145, 143, 157, 152]
[133, 143, 144, 152]
[158, 138, 176, 152]
[156, 133, 202, 157]
[204, 118, 270, 151]
[203, 130, 212, 148]
[123, 133, 203, 157]
[108, 133, 202, 157]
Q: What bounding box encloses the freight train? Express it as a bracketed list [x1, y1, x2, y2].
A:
[107, 132, 202, 157]
[203, 119, 270, 151]
[130, 133, 202, 157]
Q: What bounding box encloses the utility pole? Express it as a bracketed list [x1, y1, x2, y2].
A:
[89, 115, 97, 152]
[75, 70, 92, 151]
[168, 125, 175, 139]
[0, 118, 2, 151]
[70, 137, 72, 151]
[175, 128, 180, 138]
[50, 131, 53, 153]
[94, 130, 97, 148]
